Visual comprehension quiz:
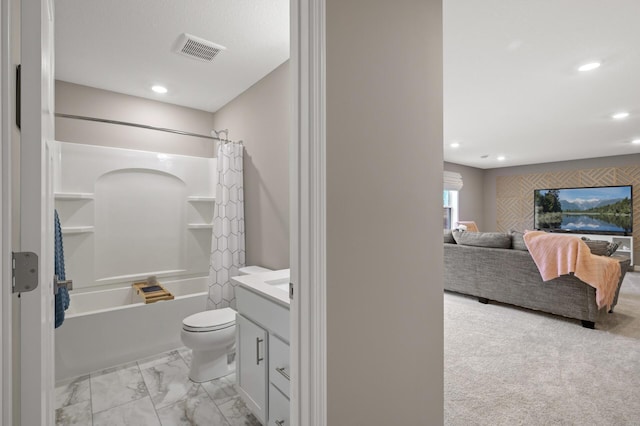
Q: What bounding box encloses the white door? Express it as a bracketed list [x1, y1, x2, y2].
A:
[19, 0, 56, 424]
[1, 0, 13, 421]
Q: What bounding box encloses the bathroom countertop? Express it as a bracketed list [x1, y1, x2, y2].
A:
[231, 269, 290, 307]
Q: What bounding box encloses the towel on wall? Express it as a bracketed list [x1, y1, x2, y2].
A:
[54, 210, 70, 328]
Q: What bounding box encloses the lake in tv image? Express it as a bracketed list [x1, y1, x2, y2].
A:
[534, 186, 632, 234]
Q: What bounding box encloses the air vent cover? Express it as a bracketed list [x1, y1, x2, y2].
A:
[174, 33, 226, 62]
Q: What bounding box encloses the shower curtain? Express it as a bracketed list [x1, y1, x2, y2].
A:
[208, 142, 246, 309]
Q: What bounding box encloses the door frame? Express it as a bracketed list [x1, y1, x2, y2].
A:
[1, 0, 14, 422]
[19, 0, 56, 424]
[290, 0, 327, 425]
[5, 0, 329, 424]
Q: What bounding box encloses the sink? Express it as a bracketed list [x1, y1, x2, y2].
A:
[231, 269, 291, 306]
[265, 277, 289, 292]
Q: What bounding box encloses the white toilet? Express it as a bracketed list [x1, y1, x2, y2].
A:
[181, 266, 272, 382]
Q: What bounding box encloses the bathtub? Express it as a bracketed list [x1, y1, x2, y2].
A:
[55, 277, 208, 382]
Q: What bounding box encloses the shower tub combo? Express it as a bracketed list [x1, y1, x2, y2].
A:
[53, 142, 217, 383]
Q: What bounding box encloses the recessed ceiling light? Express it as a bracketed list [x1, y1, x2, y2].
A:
[578, 62, 601, 72]
[152, 85, 168, 94]
[631, 139, 640, 145]
[612, 112, 630, 120]
[497, 156, 506, 161]
[450, 142, 460, 148]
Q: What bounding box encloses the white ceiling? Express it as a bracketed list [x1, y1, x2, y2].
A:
[55, 0, 289, 113]
[56, 1, 640, 169]
[444, 0, 640, 169]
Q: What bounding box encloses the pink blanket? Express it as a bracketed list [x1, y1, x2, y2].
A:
[523, 231, 621, 309]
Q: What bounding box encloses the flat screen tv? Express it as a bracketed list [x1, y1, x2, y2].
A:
[534, 185, 632, 235]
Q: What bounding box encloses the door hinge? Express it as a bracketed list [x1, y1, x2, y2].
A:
[12, 252, 38, 293]
[289, 282, 294, 299]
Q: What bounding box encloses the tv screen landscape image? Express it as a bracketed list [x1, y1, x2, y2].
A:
[534, 185, 633, 235]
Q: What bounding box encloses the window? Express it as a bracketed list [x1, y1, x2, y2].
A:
[443, 190, 459, 230]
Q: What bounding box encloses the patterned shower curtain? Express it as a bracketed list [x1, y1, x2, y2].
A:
[208, 142, 246, 309]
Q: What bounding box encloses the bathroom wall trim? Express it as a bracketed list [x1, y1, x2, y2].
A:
[290, 0, 327, 425]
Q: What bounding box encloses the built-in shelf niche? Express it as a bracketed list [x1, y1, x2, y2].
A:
[55, 192, 95, 200]
[187, 223, 213, 229]
[187, 196, 216, 202]
[61, 226, 95, 234]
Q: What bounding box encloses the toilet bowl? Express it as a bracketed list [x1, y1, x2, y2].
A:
[181, 266, 273, 382]
[181, 307, 236, 382]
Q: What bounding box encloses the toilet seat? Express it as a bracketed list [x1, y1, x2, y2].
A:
[182, 308, 236, 333]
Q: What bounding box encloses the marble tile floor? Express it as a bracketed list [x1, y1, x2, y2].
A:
[55, 348, 261, 426]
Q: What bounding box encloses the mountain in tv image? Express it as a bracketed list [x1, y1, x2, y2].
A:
[560, 197, 626, 211]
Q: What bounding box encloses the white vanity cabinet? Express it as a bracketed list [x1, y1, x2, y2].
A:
[234, 272, 290, 426]
[268, 383, 290, 426]
[236, 314, 269, 423]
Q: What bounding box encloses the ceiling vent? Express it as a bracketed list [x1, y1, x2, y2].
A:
[174, 33, 226, 62]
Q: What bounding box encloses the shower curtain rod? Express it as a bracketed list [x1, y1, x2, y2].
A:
[55, 113, 235, 142]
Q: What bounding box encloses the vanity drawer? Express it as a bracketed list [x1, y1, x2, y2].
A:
[236, 286, 289, 341]
[268, 383, 290, 426]
[269, 334, 290, 398]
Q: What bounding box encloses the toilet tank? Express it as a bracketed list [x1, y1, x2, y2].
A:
[238, 266, 273, 275]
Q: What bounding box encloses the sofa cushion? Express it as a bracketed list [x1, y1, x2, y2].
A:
[444, 229, 456, 244]
[452, 230, 512, 249]
[510, 230, 528, 251]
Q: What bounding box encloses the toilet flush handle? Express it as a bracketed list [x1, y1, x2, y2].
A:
[256, 337, 264, 365]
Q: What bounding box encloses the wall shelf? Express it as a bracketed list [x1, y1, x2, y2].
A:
[61, 226, 95, 234]
[187, 223, 213, 229]
[55, 192, 95, 200]
[187, 196, 216, 202]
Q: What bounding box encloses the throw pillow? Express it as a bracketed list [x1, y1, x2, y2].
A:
[444, 229, 456, 244]
[510, 230, 528, 251]
[452, 230, 512, 249]
[606, 242, 619, 257]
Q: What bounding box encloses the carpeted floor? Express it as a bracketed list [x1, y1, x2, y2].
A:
[445, 271, 640, 426]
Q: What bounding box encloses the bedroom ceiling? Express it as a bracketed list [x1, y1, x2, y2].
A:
[444, 0, 640, 169]
[55, 0, 289, 113]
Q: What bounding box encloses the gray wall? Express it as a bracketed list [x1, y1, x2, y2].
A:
[57, 72, 291, 271]
[483, 154, 640, 231]
[444, 161, 485, 229]
[55, 81, 215, 157]
[326, 1, 443, 424]
[212, 61, 290, 270]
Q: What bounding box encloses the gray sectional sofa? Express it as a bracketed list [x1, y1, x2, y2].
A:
[444, 231, 631, 328]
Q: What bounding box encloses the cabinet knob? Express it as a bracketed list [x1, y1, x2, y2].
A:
[276, 420, 285, 426]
